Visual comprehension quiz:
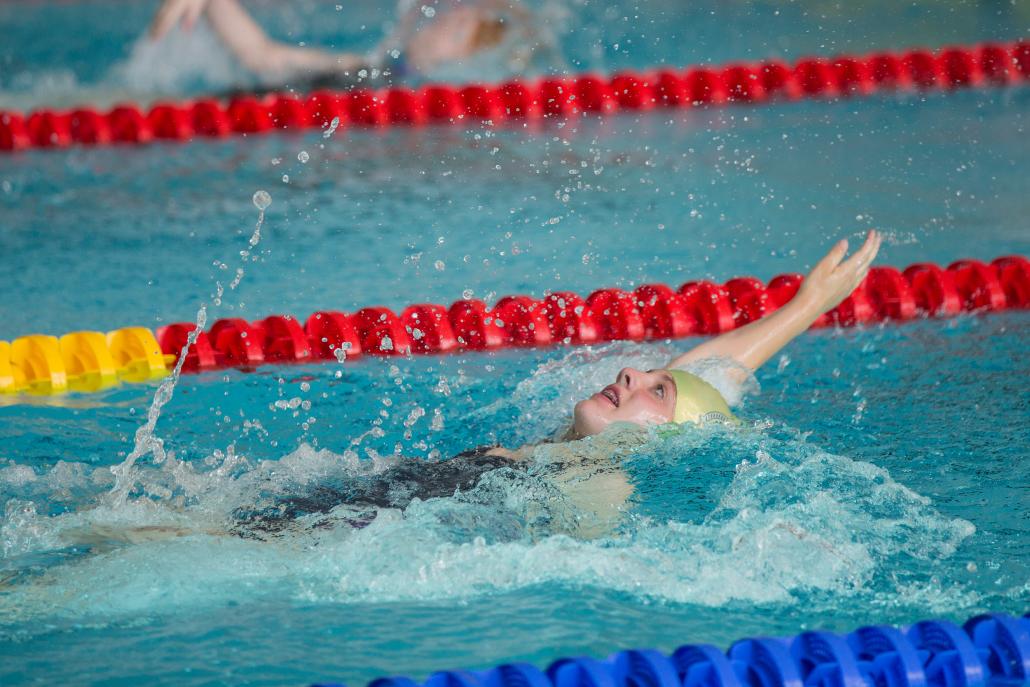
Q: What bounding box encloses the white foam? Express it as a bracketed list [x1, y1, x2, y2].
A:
[0, 420, 974, 630]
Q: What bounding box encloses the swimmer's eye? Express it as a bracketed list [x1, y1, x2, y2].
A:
[654, 384, 665, 400]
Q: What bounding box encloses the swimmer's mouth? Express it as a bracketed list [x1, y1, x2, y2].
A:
[600, 385, 620, 408]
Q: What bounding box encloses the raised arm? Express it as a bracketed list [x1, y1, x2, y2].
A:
[150, 0, 365, 78]
[668, 230, 882, 373]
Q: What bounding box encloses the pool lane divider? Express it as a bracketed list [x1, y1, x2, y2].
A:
[2, 255, 1027, 397]
[313, 611, 1030, 687]
[0, 328, 172, 395]
[1, 41, 1028, 153]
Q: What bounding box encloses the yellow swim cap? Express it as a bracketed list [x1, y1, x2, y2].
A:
[666, 369, 735, 425]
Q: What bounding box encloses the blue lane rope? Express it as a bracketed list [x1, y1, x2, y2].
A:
[314, 612, 1030, 687]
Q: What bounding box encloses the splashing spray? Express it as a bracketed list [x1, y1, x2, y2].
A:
[107, 191, 271, 505]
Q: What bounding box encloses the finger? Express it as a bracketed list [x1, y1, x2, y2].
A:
[150, 3, 181, 38]
[852, 230, 878, 264]
[815, 238, 849, 275]
[184, 0, 205, 30]
[152, 3, 179, 37]
[839, 230, 879, 276]
[149, 10, 169, 38]
[856, 229, 881, 266]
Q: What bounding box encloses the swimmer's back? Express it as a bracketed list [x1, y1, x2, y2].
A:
[231, 447, 515, 536]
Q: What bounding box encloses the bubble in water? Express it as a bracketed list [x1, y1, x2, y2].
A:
[298, 151, 310, 163]
[421, 5, 436, 17]
[252, 190, 271, 210]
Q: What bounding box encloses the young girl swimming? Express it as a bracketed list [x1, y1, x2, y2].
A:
[57, 230, 881, 548]
[228, 230, 882, 538]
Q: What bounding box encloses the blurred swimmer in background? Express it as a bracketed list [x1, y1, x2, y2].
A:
[147, 0, 558, 89]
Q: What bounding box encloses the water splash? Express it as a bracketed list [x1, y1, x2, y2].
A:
[0, 421, 976, 628]
[323, 117, 341, 138]
[107, 304, 207, 506]
[107, 194, 269, 505]
[0, 327, 984, 634]
[229, 192, 269, 291]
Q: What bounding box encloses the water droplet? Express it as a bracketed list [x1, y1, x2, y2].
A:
[252, 190, 271, 210]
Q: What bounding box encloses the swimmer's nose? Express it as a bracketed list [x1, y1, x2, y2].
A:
[617, 367, 645, 389]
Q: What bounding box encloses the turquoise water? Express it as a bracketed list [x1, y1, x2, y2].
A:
[1, 1, 1030, 686]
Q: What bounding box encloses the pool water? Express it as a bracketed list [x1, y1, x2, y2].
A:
[1, 1, 1029, 686]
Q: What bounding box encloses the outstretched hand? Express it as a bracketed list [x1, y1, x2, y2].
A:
[150, 0, 210, 39]
[667, 229, 883, 375]
[797, 230, 882, 314]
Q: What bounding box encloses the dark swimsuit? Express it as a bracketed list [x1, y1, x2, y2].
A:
[231, 447, 516, 537]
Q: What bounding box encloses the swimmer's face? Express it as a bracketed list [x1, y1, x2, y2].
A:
[572, 368, 676, 437]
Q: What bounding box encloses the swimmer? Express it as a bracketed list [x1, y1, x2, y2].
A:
[229, 230, 882, 539]
[148, 0, 543, 89]
[59, 231, 881, 547]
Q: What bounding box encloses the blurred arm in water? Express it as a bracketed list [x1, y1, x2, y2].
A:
[150, 0, 364, 81]
[149, 0, 536, 85]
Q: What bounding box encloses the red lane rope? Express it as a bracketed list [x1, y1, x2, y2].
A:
[153, 255, 1029, 373]
[2, 41, 1028, 152]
